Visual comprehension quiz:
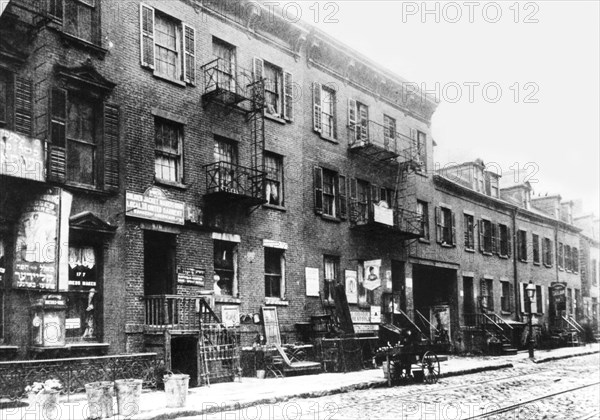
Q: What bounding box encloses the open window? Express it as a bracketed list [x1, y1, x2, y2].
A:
[214, 240, 238, 297]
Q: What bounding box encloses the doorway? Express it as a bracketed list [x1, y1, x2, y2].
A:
[144, 231, 176, 296]
[171, 336, 199, 387]
[391, 260, 406, 312]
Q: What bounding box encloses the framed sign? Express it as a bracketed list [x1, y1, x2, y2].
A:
[345, 269, 358, 303]
[221, 306, 240, 328]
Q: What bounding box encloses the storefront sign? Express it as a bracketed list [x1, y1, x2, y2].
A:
[350, 311, 371, 323]
[354, 324, 379, 333]
[0, 129, 46, 181]
[126, 187, 185, 225]
[13, 188, 71, 291]
[373, 201, 393, 226]
[68, 246, 97, 291]
[177, 267, 205, 286]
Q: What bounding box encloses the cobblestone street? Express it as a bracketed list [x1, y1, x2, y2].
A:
[192, 354, 600, 420]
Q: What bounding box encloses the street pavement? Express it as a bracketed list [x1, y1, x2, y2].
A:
[0, 343, 597, 420]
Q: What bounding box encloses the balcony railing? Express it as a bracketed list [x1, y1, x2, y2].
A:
[348, 120, 423, 166]
[144, 295, 205, 333]
[201, 58, 264, 113]
[349, 202, 423, 239]
[204, 161, 266, 206]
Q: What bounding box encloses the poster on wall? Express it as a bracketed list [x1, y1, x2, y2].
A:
[68, 247, 97, 291]
[430, 305, 451, 344]
[345, 269, 358, 304]
[12, 188, 71, 291]
[221, 306, 240, 328]
[305, 267, 320, 297]
[363, 259, 382, 291]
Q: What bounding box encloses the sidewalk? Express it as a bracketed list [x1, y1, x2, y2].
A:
[1, 343, 597, 420]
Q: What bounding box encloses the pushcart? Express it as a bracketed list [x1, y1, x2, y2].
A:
[376, 343, 440, 386]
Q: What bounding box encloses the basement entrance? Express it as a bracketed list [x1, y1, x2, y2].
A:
[171, 336, 199, 387]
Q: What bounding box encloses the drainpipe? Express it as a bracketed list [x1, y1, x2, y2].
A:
[512, 207, 521, 322]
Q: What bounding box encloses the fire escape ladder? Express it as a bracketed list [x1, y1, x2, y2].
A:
[392, 137, 422, 241]
[247, 79, 266, 214]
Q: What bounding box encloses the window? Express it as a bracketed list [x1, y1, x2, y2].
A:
[140, 4, 196, 84]
[48, 0, 99, 44]
[535, 285, 543, 314]
[436, 206, 455, 246]
[355, 179, 369, 223]
[213, 137, 237, 192]
[572, 247, 579, 273]
[264, 152, 284, 206]
[416, 130, 427, 168]
[479, 219, 493, 254]
[480, 278, 494, 312]
[254, 58, 292, 121]
[473, 168, 485, 193]
[314, 167, 346, 219]
[323, 256, 339, 301]
[517, 230, 527, 261]
[500, 281, 513, 312]
[558, 242, 564, 269]
[487, 174, 499, 198]
[214, 240, 237, 297]
[417, 201, 429, 240]
[313, 83, 337, 139]
[498, 224, 510, 257]
[383, 115, 396, 150]
[0, 72, 7, 126]
[155, 119, 183, 183]
[464, 213, 474, 250]
[67, 245, 101, 342]
[348, 100, 369, 142]
[212, 37, 236, 91]
[543, 238, 553, 267]
[567, 288, 573, 314]
[264, 247, 285, 298]
[49, 88, 119, 190]
[592, 259, 598, 286]
[532, 234, 540, 264]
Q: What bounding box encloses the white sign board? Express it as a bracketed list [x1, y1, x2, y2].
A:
[0, 129, 46, 182]
[373, 202, 394, 226]
[345, 269, 358, 303]
[305, 267, 320, 297]
[370, 306, 381, 323]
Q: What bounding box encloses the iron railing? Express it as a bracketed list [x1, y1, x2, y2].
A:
[349, 202, 423, 238]
[201, 58, 264, 112]
[144, 295, 206, 333]
[348, 120, 424, 166]
[0, 353, 159, 400]
[204, 161, 266, 201]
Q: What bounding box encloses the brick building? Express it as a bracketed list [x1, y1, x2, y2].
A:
[0, 0, 592, 383]
[574, 210, 599, 331]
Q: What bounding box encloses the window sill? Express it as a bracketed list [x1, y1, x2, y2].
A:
[534, 262, 541, 266]
[319, 134, 339, 144]
[320, 214, 342, 223]
[214, 296, 241, 304]
[63, 182, 113, 197]
[265, 298, 289, 306]
[544, 264, 553, 269]
[263, 203, 286, 212]
[498, 255, 509, 259]
[482, 251, 493, 256]
[440, 243, 454, 248]
[464, 248, 475, 253]
[418, 238, 430, 244]
[501, 311, 512, 316]
[558, 267, 564, 271]
[519, 259, 528, 264]
[150, 70, 187, 87]
[57, 31, 107, 60]
[154, 178, 188, 190]
[265, 114, 288, 124]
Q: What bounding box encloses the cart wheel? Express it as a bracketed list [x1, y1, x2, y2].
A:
[421, 351, 440, 384]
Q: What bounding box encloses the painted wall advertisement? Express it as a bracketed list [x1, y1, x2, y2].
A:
[126, 187, 185, 225]
[12, 188, 71, 291]
[0, 128, 46, 182]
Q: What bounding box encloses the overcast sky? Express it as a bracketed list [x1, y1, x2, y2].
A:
[297, 0, 599, 216]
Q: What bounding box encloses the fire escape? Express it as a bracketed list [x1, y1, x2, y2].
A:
[200, 58, 267, 208]
[348, 120, 423, 239]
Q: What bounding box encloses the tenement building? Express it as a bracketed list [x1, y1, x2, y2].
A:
[0, 0, 593, 383]
[574, 207, 600, 332]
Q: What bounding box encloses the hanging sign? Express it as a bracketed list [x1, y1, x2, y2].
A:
[551, 282, 567, 311]
[0, 128, 45, 182]
[126, 187, 185, 225]
[363, 259, 382, 291]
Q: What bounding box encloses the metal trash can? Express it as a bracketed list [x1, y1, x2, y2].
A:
[163, 373, 190, 408]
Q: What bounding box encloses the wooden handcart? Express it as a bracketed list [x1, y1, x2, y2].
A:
[377, 343, 441, 386]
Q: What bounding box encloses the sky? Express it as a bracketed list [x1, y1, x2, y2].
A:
[295, 0, 600, 216]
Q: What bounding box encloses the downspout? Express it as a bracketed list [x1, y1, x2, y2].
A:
[512, 207, 520, 321]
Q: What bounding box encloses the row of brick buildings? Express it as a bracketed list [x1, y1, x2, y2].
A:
[0, 0, 598, 381]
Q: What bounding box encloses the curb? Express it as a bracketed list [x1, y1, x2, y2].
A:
[533, 349, 600, 364]
[133, 363, 514, 420]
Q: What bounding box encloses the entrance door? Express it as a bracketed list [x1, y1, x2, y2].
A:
[144, 231, 176, 296]
[463, 277, 475, 325]
[171, 336, 198, 387]
[391, 260, 406, 312]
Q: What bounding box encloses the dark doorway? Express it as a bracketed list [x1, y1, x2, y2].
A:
[171, 336, 198, 387]
[144, 231, 176, 296]
[391, 260, 406, 311]
[463, 277, 475, 325]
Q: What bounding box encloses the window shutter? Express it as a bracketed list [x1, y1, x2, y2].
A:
[339, 175, 347, 219]
[491, 223, 498, 254]
[451, 211, 456, 246]
[507, 227, 512, 257]
[370, 184, 379, 204]
[314, 166, 323, 214]
[14, 76, 33, 136]
[540, 287, 545, 314]
[349, 178, 357, 220]
[48, 88, 67, 183]
[253, 57, 264, 82]
[283, 71, 293, 121]
[103, 103, 120, 192]
[520, 283, 526, 314]
[331, 89, 337, 139]
[509, 282, 515, 312]
[140, 3, 155, 69]
[549, 240, 553, 266]
[312, 82, 322, 133]
[478, 220, 484, 252]
[435, 207, 442, 244]
[182, 23, 196, 84]
[348, 98, 357, 140]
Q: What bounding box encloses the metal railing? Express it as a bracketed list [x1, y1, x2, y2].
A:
[204, 161, 266, 200]
[201, 58, 264, 110]
[144, 295, 207, 332]
[349, 202, 422, 237]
